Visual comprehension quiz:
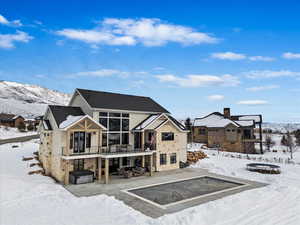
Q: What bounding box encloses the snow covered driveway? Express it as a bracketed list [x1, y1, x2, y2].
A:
[1, 141, 300, 225]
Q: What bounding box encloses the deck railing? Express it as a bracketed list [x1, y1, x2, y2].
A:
[62, 144, 155, 156]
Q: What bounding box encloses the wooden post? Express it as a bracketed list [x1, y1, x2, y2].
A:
[64, 160, 69, 185]
[141, 132, 145, 150]
[105, 158, 109, 184]
[97, 157, 102, 182]
[149, 154, 153, 176]
[142, 155, 145, 167]
[259, 123, 263, 154]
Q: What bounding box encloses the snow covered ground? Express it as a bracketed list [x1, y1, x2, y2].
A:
[1, 140, 300, 225]
[0, 127, 37, 140]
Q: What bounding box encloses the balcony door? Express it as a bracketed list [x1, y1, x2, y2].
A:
[74, 132, 85, 153]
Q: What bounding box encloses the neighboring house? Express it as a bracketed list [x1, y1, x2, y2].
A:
[192, 108, 263, 154]
[38, 88, 188, 185]
[0, 113, 25, 128]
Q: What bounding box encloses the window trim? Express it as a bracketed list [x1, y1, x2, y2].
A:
[161, 132, 174, 141]
[160, 153, 167, 165]
[170, 153, 177, 164]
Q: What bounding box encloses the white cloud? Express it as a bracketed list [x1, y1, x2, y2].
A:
[70, 69, 129, 78]
[207, 95, 225, 101]
[68, 69, 149, 79]
[245, 70, 300, 79]
[56, 18, 218, 47]
[153, 67, 166, 71]
[0, 31, 33, 49]
[210, 52, 274, 61]
[155, 73, 240, 87]
[282, 52, 300, 59]
[0, 14, 22, 27]
[248, 56, 275, 61]
[237, 100, 268, 106]
[246, 85, 279, 92]
[211, 52, 246, 60]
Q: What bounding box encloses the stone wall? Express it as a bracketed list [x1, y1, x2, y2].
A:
[155, 121, 187, 171]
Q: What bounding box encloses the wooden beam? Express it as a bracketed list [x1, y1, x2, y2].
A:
[105, 158, 109, 184]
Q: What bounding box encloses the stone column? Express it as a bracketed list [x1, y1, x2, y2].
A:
[142, 155, 145, 167]
[149, 154, 153, 176]
[97, 157, 102, 182]
[105, 158, 109, 184]
[64, 160, 70, 185]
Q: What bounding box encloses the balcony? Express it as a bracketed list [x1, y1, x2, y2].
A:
[62, 146, 102, 156]
[62, 144, 156, 156]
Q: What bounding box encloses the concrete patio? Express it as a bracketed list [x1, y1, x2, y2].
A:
[64, 168, 267, 218]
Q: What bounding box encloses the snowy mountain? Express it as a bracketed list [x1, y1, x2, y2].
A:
[0, 81, 71, 118]
[262, 122, 300, 133]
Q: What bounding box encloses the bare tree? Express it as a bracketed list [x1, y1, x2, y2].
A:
[264, 134, 275, 151]
[286, 132, 295, 159]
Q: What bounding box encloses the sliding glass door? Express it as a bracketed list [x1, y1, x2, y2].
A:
[74, 132, 85, 153]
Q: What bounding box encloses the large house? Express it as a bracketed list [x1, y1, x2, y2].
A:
[0, 113, 24, 128]
[38, 89, 188, 185]
[192, 108, 263, 154]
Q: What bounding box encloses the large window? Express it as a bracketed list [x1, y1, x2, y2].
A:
[162, 132, 174, 141]
[170, 153, 177, 164]
[99, 112, 130, 146]
[199, 128, 206, 135]
[74, 159, 84, 171]
[160, 153, 167, 165]
[109, 118, 120, 131]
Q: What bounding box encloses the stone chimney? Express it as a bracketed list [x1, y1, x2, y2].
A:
[224, 108, 231, 119]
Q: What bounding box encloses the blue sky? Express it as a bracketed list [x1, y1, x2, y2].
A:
[1, 0, 300, 122]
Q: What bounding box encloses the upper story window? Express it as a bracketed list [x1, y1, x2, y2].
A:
[162, 132, 174, 141]
[100, 112, 130, 146]
[99, 112, 130, 131]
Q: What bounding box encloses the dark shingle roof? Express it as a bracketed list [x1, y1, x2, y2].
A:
[48, 105, 85, 127]
[0, 113, 23, 122]
[76, 88, 169, 113]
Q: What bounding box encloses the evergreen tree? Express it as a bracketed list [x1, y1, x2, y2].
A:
[281, 135, 288, 146]
[184, 117, 192, 143]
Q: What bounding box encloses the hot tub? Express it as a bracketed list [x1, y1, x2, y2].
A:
[69, 170, 94, 184]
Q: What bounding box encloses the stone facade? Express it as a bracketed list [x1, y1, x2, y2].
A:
[193, 124, 256, 154]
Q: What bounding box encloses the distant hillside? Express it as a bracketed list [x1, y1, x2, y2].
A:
[0, 81, 71, 118]
[262, 122, 300, 133]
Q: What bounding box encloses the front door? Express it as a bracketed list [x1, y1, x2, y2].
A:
[74, 132, 85, 153]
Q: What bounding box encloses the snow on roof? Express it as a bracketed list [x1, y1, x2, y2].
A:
[238, 115, 261, 123]
[59, 115, 85, 129]
[133, 114, 161, 130]
[194, 114, 239, 128]
[236, 120, 254, 127]
[42, 120, 49, 130]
